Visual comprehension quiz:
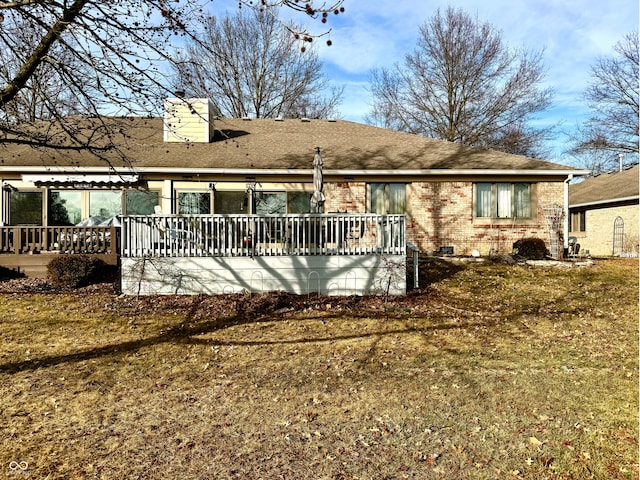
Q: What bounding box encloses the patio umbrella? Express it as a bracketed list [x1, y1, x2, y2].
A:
[310, 147, 325, 213]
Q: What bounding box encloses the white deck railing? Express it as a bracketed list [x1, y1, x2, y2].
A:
[120, 214, 405, 258]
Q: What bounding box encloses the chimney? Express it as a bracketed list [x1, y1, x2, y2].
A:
[163, 97, 215, 143]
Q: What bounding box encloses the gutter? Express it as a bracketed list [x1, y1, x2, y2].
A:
[0, 165, 592, 177]
[570, 195, 640, 209]
[563, 175, 573, 250]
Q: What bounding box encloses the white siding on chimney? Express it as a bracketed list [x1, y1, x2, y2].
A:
[163, 98, 215, 143]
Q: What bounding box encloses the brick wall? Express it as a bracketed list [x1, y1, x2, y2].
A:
[324, 182, 366, 213]
[571, 203, 639, 257]
[325, 180, 565, 256]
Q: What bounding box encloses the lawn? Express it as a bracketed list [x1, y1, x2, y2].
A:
[0, 258, 637, 479]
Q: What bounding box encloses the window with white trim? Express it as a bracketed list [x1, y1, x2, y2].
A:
[570, 211, 586, 232]
[475, 183, 532, 219]
[49, 191, 81, 225]
[214, 191, 246, 214]
[255, 191, 312, 214]
[369, 183, 406, 214]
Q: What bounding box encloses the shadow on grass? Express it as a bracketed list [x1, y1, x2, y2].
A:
[0, 265, 25, 281]
[418, 256, 465, 286]
[0, 293, 505, 375]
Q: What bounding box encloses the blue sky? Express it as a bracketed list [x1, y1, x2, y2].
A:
[212, 0, 638, 165]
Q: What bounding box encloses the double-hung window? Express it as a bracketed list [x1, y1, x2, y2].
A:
[476, 183, 532, 219]
[570, 211, 586, 232]
[369, 183, 406, 214]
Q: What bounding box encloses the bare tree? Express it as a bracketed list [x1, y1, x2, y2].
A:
[171, 10, 342, 119]
[0, 16, 78, 123]
[569, 31, 639, 172]
[367, 7, 553, 158]
[0, 0, 345, 159]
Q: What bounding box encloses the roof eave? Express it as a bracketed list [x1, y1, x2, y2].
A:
[0, 166, 590, 177]
[569, 196, 640, 209]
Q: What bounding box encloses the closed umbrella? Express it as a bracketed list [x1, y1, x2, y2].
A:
[310, 147, 325, 213]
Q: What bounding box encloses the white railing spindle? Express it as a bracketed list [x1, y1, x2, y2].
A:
[120, 214, 405, 258]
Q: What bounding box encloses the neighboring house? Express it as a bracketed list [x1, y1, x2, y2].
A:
[0, 98, 588, 293]
[569, 165, 639, 257]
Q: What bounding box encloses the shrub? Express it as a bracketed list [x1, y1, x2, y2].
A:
[512, 238, 549, 260]
[47, 255, 107, 289]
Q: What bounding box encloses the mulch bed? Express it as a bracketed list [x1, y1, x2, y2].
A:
[0, 274, 437, 321]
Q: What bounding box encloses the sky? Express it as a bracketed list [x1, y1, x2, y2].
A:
[212, 0, 638, 166]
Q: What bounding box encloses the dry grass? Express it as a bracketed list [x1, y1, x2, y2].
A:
[0, 258, 637, 479]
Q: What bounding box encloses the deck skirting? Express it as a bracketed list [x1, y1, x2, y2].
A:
[121, 254, 406, 296]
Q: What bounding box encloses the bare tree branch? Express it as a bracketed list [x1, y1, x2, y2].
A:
[0, 0, 346, 160]
[568, 30, 639, 172]
[170, 10, 342, 119]
[367, 7, 553, 158]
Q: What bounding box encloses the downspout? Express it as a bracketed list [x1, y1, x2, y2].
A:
[0, 179, 4, 226]
[563, 174, 573, 253]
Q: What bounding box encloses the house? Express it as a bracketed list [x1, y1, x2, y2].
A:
[569, 164, 639, 257]
[0, 98, 588, 294]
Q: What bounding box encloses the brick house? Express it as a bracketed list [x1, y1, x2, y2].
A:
[569, 165, 639, 257]
[0, 98, 588, 289]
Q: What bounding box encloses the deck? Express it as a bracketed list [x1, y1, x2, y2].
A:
[120, 214, 407, 296]
[0, 215, 409, 295]
[0, 225, 119, 277]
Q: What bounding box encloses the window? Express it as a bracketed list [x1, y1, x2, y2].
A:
[89, 191, 123, 220]
[178, 192, 210, 214]
[10, 191, 43, 225]
[253, 191, 311, 215]
[287, 192, 311, 214]
[255, 192, 286, 215]
[126, 190, 160, 215]
[49, 191, 81, 225]
[476, 183, 532, 219]
[214, 191, 246, 214]
[369, 183, 406, 214]
[570, 211, 586, 232]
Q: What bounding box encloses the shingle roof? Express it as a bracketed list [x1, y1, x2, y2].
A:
[569, 164, 640, 207]
[1, 116, 580, 173]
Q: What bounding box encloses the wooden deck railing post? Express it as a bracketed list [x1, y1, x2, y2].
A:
[13, 227, 21, 255]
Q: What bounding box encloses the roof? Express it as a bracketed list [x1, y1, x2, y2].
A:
[569, 164, 640, 208]
[0, 116, 584, 176]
